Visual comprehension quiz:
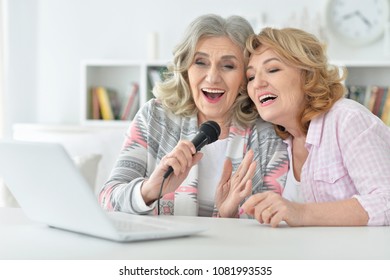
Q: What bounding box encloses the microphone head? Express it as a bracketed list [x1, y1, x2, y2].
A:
[199, 121, 221, 144]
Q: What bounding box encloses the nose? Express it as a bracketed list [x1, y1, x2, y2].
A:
[252, 74, 268, 88]
[205, 65, 221, 84]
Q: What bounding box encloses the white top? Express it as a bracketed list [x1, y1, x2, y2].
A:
[282, 166, 304, 203]
[132, 139, 228, 215]
[197, 139, 228, 217]
[282, 141, 304, 203]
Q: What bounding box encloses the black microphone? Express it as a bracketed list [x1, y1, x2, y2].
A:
[163, 120, 221, 179]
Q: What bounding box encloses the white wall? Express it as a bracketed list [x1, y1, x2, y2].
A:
[0, 0, 4, 138]
[3, 0, 390, 138]
[3, 0, 37, 139]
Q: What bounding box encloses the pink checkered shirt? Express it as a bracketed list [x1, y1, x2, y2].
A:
[284, 98, 390, 225]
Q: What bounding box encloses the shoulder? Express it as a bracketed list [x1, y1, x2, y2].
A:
[329, 98, 370, 116]
[139, 98, 199, 135]
[253, 118, 280, 141]
[246, 118, 286, 154]
[310, 98, 388, 142]
[140, 98, 163, 114]
[140, 98, 182, 122]
[327, 98, 380, 126]
[254, 117, 274, 131]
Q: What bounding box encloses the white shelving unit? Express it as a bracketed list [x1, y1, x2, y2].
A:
[80, 60, 168, 126]
[81, 60, 390, 126]
[331, 60, 390, 87]
[332, 60, 390, 125]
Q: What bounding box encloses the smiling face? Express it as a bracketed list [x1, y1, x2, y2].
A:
[246, 46, 305, 131]
[188, 36, 245, 125]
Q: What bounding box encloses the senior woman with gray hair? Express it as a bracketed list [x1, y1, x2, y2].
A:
[99, 14, 288, 217]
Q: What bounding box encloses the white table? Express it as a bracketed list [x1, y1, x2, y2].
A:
[1, 208, 390, 260]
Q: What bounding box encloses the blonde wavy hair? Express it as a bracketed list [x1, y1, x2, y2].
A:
[245, 27, 347, 138]
[153, 14, 258, 127]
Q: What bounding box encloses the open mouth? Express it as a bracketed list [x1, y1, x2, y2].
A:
[202, 88, 225, 100]
[259, 94, 277, 104]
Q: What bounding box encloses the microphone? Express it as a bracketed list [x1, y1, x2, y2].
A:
[163, 120, 221, 179]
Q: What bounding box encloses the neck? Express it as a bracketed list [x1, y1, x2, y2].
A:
[280, 120, 305, 139]
[197, 115, 230, 140]
[291, 134, 308, 182]
[212, 120, 230, 139]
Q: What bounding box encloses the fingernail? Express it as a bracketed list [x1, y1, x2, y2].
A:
[239, 208, 244, 215]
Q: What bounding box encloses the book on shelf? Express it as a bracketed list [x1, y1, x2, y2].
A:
[346, 84, 389, 123]
[90, 87, 101, 120]
[380, 88, 390, 125]
[121, 82, 140, 120]
[127, 90, 140, 120]
[367, 86, 379, 114]
[372, 86, 386, 117]
[346, 85, 367, 105]
[94, 86, 120, 120]
[108, 89, 122, 120]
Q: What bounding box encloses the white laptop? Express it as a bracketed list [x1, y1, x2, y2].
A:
[0, 141, 206, 242]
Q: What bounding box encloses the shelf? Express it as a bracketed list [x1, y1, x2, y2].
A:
[80, 60, 168, 125]
[335, 62, 390, 126]
[80, 60, 389, 126]
[331, 60, 390, 87]
[331, 60, 390, 68]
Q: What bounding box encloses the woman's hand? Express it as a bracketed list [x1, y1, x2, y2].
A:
[215, 150, 256, 218]
[241, 191, 305, 227]
[141, 140, 203, 205]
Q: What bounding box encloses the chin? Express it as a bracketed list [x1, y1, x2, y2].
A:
[259, 113, 274, 124]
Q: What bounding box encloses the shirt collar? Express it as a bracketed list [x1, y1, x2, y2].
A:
[281, 112, 326, 150]
[306, 113, 325, 147]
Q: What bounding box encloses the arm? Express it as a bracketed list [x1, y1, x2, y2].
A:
[301, 198, 368, 226]
[333, 106, 390, 225]
[99, 100, 203, 214]
[241, 191, 368, 227]
[215, 150, 256, 218]
[140, 141, 202, 205]
[98, 101, 152, 213]
[304, 109, 390, 226]
[214, 119, 289, 218]
[243, 106, 390, 226]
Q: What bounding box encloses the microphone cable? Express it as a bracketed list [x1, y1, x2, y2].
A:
[157, 176, 166, 215]
[157, 121, 221, 215]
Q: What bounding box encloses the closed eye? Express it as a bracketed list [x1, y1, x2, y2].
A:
[268, 68, 280, 73]
[223, 64, 235, 70]
[194, 59, 207, 66]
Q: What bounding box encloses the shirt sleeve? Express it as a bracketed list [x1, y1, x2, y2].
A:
[98, 101, 152, 213]
[250, 119, 289, 195]
[131, 182, 157, 213]
[340, 113, 390, 225]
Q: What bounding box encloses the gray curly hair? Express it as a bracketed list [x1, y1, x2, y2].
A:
[153, 14, 258, 127]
